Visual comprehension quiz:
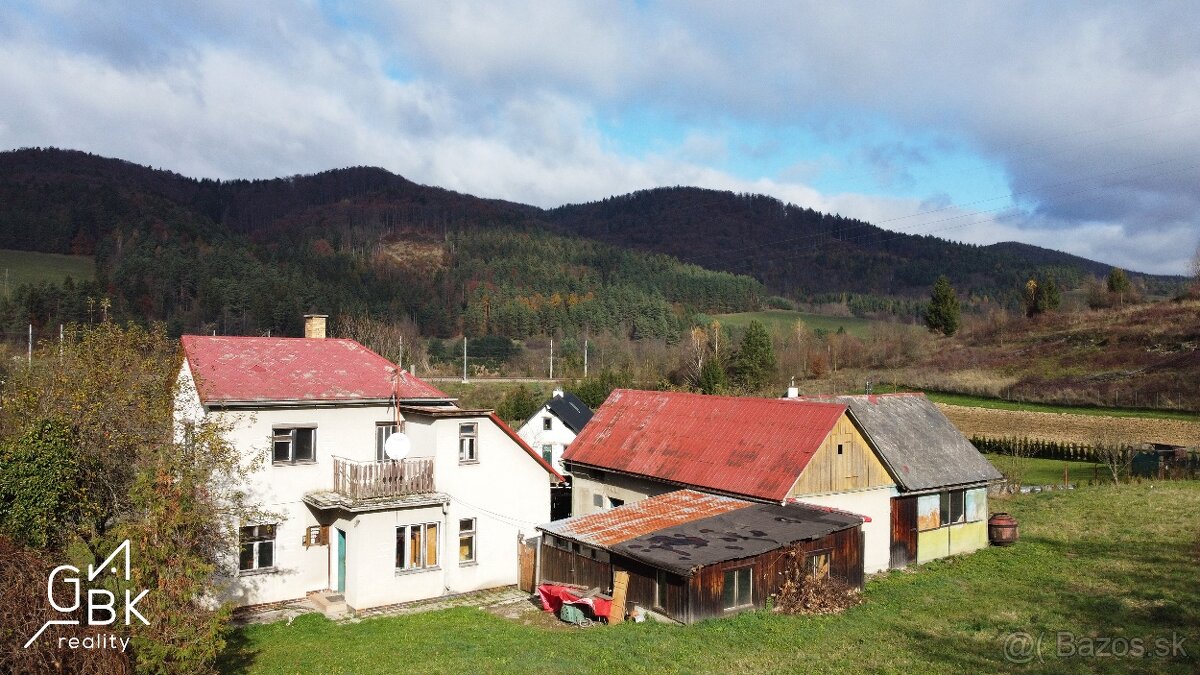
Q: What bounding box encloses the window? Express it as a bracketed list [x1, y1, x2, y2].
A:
[655, 570, 668, 609]
[375, 422, 399, 462]
[458, 423, 478, 463]
[459, 518, 476, 564]
[608, 497, 624, 509]
[806, 550, 831, 578]
[273, 427, 315, 464]
[239, 524, 276, 573]
[542, 444, 553, 463]
[543, 417, 553, 431]
[722, 567, 753, 610]
[593, 494, 604, 508]
[396, 523, 440, 571]
[837, 443, 844, 455]
[940, 489, 966, 527]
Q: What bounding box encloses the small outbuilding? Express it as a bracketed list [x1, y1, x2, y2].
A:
[536, 489, 864, 624]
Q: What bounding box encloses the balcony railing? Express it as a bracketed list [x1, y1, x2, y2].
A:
[332, 456, 435, 500]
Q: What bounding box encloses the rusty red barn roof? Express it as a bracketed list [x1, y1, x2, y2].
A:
[540, 489, 863, 576]
[181, 335, 448, 404]
[562, 389, 847, 502]
[542, 489, 747, 547]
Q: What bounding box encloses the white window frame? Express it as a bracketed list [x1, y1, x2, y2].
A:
[395, 522, 440, 572]
[541, 444, 553, 463]
[273, 426, 316, 464]
[458, 422, 478, 463]
[458, 518, 476, 565]
[376, 422, 399, 462]
[239, 524, 276, 574]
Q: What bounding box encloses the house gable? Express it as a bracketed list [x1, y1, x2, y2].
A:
[789, 413, 896, 497]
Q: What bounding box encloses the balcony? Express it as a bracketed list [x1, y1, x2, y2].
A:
[304, 457, 443, 513]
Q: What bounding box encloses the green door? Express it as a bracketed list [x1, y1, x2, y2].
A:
[336, 528, 347, 594]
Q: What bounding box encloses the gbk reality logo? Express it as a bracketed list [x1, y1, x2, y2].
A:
[23, 540, 150, 652]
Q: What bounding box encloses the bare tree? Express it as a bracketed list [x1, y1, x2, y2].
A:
[685, 326, 708, 386]
[1093, 440, 1133, 484]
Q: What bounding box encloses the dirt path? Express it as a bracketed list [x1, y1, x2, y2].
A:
[938, 403, 1200, 447]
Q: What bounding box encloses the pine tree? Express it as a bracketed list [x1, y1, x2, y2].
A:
[698, 356, 727, 394]
[925, 275, 960, 336]
[732, 320, 776, 391]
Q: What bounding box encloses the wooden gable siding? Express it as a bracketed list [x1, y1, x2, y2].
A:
[686, 526, 864, 623]
[789, 413, 894, 497]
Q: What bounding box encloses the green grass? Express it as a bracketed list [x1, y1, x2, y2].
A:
[984, 453, 1101, 486]
[0, 248, 94, 291]
[713, 310, 880, 338]
[877, 385, 1200, 423]
[227, 483, 1200, 674]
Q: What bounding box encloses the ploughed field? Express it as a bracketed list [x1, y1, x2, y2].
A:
[939, 403, 1200, 447]
[227, 482, 1200, 674]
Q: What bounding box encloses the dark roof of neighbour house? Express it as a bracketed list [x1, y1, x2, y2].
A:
[561, 389, 848, 502]
[794, 393, 1002, 492]
[181, 335, 449, 404]
[539, 489, 863, 576]
[545, 392, 594, 434]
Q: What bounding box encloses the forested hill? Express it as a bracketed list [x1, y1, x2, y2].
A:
[545, 187, 1176, 302]
[0, 148, 760, 339]
[0, 148, 1180, 338]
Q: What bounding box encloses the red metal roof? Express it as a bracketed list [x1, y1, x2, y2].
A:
[562, 389, 847, 502]
[181, 335, 448, 404]
[541, 489, 750, 547]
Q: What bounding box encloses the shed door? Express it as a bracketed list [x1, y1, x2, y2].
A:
[890, 496, 918, 568]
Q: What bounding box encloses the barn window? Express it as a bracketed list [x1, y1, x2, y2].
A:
[806, 550, 831, 578]
[837, 443, 844, 455]
[940, 489, 966, 527]
[722, 567, 753, 610]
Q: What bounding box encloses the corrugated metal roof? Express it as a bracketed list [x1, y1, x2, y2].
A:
[540, 489, 748, 547]
[540, 489, 863, 576]
[181, 335, 448, 404]
[795, 393, 1003, 491]
[562, 389, 847, 502]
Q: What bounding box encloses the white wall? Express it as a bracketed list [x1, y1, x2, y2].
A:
[515, 405, 578, 476]
[569, 470, 675, 516]
[793, 486, 898, 574]
[181, 357, 552, 609]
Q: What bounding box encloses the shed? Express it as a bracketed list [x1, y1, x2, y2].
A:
[536, 489, 864, 624]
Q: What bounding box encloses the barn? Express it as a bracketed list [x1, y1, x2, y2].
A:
[536, 489, 864, 624]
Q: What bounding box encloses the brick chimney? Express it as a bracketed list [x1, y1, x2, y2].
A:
[303, 314, 327, 339]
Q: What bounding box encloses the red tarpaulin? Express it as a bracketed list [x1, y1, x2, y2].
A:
[536, 584, 612, 619]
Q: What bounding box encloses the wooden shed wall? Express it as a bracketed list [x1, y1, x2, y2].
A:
[686, 526, 863, 624]
[790, 414, 895, 496]
[539, 541, 612, 591]
[612, 557, 690, 621]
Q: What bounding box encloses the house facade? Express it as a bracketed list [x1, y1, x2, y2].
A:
[792, 394, 1003, 567]
[178, 317, 562, 612]
[537, 489, 864, 624]
[515, 388, 593, 476]
[562, 389, 900, 573]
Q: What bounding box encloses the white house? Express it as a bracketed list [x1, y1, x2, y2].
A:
[177, 315, 562, 613]
[515, 388, 594, 476]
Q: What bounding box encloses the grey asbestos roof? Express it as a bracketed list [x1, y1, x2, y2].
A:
[545, 392, 594, 434]
[800, 393, 1002, 492]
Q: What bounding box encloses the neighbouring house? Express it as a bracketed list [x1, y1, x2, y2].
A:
[516, 388, 594, 476]
[562, 389, 900, 573]
[789, 393, 1003, 567]
[177, 315, 563, 613]
[536, 489, 864, 624]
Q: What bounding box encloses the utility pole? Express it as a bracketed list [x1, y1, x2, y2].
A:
[462, 337, 468, 383]
[549, 339, 554, 379]
[27, 323, 32, 367]
[583, 338, 588, 378]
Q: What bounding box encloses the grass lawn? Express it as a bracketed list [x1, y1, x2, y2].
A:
[983, 453, 1101, 486]
[0, 248, 95, 291]
[225, 483, 1200, 674]
[713, 309, 880, 338]
[877, 385, 1199, 423]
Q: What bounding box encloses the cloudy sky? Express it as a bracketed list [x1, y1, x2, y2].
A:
[2, 1, 1198, 275]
